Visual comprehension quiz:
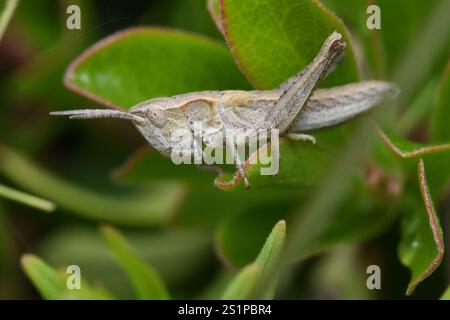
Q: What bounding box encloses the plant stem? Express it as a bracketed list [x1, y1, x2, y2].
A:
[0, 0, 19, 41]
[0, 182, 55, 212]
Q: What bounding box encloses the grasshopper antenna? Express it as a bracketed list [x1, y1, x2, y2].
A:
[50, 109, 145, 123]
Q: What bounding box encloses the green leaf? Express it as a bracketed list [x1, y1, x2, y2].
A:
[220, 0, 360, 89]
[0, 0, 18, 41]
[220, 220, 286, 299]
[0, 182, 55, 212]
[254, 220, 286, 299]
[0, 145, 185, 226]
[216, 203, 291, 269]
[398, 160, 444, 295]
[441, 285, 450, 300]
[114, 147, 301, 226]
[216, 178, 396, 268]
[310, 246, 373, 299]
[221, 264, 260, 300]
[38, 226, 212, 298]
[214, 139, 332, 190]
[21, 254, 63, 300]
[375, 125, 450, 197]
[397, 80, 437, 135]
[100, 225, 170, 300]
[21, 254, 113, 300]
[431, 59, 450, 143]
[65, 26, 250, 109]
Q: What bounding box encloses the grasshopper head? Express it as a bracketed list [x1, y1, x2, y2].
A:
[128, 99, 172, 156]
[50, 99, 173, 157]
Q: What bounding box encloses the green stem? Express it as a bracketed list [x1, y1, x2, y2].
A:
[0, 182, 55, 212]
[0, 0, 19, 41]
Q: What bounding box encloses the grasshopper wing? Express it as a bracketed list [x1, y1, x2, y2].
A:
[290, 80, 399, 132]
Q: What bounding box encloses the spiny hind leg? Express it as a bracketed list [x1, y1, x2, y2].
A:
[265, 32, 346, 133]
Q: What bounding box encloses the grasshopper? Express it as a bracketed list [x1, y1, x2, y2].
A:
[51, 32, 399, 188]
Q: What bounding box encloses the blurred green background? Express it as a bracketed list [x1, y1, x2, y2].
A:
[0, 0, 449, 299]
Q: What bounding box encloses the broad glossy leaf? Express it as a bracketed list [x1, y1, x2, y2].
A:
[214, 139, 331, 190]
[65, 27, 250, 109]
[398, 160, 444, 295]
[220, 0, 360, 89]
[0, 145, 185, 226]
[100, 226, 170, 300]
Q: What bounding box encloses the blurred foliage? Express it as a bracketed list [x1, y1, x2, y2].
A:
[0, 0, 449, 299]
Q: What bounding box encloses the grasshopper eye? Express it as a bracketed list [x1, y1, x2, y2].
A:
[133, 105, 167, 127]
[147, 106, 167, 127]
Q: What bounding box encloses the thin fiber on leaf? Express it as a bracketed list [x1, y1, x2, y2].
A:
[375, 125, 450, 158]
[398, 159, 444, 295]
[207, 0, 223, 34]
